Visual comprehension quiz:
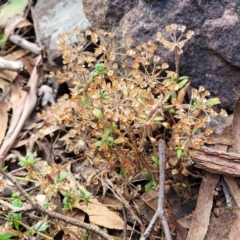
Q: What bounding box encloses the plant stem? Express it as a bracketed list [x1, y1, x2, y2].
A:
[140, 140, 172, 240]
[14, 176, 39, 183]
[17, 220, 52, 240]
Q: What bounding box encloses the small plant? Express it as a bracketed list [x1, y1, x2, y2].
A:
[39, 24, 222, 196]
[79, 189, 91, 206]
[53, 172, 70, 186]
[3, 193, 51, 239]
[6, 193, 22, 232]
[143, 172, 157, 192]
[62, 190, 74, 211]
[18, 154, 41, 170]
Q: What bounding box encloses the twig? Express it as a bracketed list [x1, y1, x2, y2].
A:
[17, 220, 52, 240]
[221, 176, 233, 209]
[0, 168, 114, 240]
[130, 220, 137, 240]
[0, 199, 26, 212]
[0, 56, 24, 71]
[0, 56, 41, 161]
[9, 34, 42, 55]
[140, 140, 171, 240]
[122, 206, 127, 240]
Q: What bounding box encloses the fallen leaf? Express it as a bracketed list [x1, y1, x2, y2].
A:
[186, 172, 220, 240]
[0, 69, 17, 82]
[0, 0, 29, 28]
[0, 100, 8, 146]
[4, 49, 29, 61]
[10, 78, 22, 111]
[0, 78, 9, 89]
[59, 170, 129, 230]
[73, 199, 127, 230]
[177, 81, 190, 104]
[4, 16, 31, 41]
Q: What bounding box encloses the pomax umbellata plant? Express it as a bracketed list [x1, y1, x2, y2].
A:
[40, 24, 223, 188]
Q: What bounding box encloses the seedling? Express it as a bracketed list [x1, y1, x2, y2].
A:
[143, 172, 157, 192]
[18, 154, 41, 170]
[62, 190, 74, 211]
[79, 189, 91, 206]
[6, 193, 22, 232]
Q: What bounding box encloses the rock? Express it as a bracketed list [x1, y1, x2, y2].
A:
[83, 0, 240, 110]
[34, 0, 90, 64]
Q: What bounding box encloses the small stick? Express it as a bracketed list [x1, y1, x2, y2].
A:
[0, 168, 114, 240]
[0, 199, 29, 212]
[0, 56, 24, 71]
[221, 176, 233, 209]
[140, 140, 171, 240]
[9, 34, 42, 55]
[122, 206, 127, 240]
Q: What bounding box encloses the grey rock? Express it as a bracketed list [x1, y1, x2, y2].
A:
[83, 0, 240, 110]
[34, 0, 90, 64]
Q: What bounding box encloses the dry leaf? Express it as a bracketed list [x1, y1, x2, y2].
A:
[177, 81, 190, 104]
[0, 100, 8, 146]
[59, 170, 129, 230]
[0, 69, 17, 82]
[4, 49, 29, 61]
[4, 16, 31, 41]
[186, 172, 220, 240]
[0, 78, 10, 89]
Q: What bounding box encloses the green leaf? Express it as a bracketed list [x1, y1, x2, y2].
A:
[205, 98, 220, 107]
[178, 76, 189, 81]
[142, 172, 152, 181]
[139, 114, 148, 120]
[151, 180, 157, 187]
[95, 141, 102, 147]
[13, 213, 21, 231]
[11, 199, 22, 208]
[95, 63, 105, 74]
[181, 183, 187, 188]
[177, 149, 182, 160]
[57, 173, 69, 183]
[168, 108, 175, 113]
[106, 136, 114, 143]
[88, 72, 96, 83]
[152, 159, 159, 168]
[119, 169, 126, 178]
[30, 222, 50, 233]
[171, 91, 177, 98]
[123, 88, 128, 96]
[92, 109, 104, 120]
[145, 182, 153, 192]
[153, 116, 164, 122]
[178, 79, 188, 89]
[79, 189, 86, 197]
[18, 159, 27, 167]
[0, 0, 29, 28]
[183, 150, 189, 158]
[81, 96, 91, 108]
[0, 31, 6, 46]
[151, 156, 158, 164]
[0, 233, 18, 240]
[100, 129, 111, 144]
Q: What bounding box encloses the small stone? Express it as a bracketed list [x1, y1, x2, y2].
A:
[2, 187, 13, 197]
